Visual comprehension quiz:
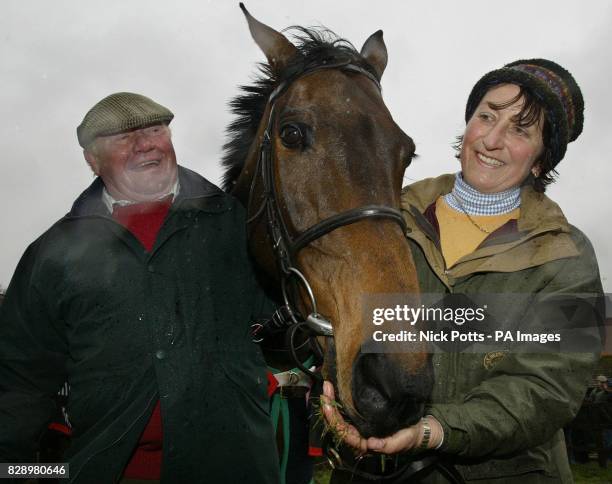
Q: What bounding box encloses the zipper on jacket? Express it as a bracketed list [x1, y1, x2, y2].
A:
[404, 230, 453, 292]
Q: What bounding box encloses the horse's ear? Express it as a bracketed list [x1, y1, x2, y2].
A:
[360, 30, 388, 80]
[240, 3, 298, 73]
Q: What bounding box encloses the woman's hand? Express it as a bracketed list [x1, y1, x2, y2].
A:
[321, 380, 444, 454]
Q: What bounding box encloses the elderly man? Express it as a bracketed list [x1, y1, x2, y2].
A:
[0, 93, 279, 483]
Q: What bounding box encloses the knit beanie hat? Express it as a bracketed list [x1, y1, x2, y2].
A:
[77, 92, 174, 148]
[465, 59, 584, 168]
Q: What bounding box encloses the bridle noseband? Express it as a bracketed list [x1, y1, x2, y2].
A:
[247, 57, 408, 372]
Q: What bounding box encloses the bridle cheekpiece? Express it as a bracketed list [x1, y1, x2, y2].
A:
[247, 57, 408, 376]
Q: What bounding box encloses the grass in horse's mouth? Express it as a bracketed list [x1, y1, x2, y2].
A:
[313, 397, 391, 472]
[313, 397, 349, 450]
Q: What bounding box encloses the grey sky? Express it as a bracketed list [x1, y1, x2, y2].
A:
[2, 0, 611, 290]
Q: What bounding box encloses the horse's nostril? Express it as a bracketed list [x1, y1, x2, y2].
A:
[351, 353, 433, 437]
[352, 354, 397, 413]
[353, 381, 392, 416]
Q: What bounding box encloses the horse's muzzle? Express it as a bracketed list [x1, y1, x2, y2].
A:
[350, 353, 434, 438]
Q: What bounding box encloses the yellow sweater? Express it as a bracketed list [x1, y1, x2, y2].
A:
[436, 197, 520, 268]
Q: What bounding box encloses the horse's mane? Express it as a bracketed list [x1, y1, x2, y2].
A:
[221, 27, 377, 191]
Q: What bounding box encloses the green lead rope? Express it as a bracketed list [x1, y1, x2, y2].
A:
[269, 355, 315, 484]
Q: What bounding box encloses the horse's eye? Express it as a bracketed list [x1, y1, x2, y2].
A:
[280, 124, 303, 148]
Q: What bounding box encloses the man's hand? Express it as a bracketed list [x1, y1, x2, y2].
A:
[321, 381, 444, 454]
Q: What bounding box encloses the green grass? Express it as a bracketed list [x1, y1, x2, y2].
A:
[571, 461, 612, 483]
[312, 458, 612, 483]
[313, 459, 331, 484]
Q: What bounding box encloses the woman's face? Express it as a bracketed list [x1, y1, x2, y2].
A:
[460, 83, 544, 193]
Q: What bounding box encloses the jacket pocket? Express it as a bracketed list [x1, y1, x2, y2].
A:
[221, 352, 271, 417]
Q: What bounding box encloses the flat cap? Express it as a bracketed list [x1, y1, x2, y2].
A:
[77, 92, 174, 148]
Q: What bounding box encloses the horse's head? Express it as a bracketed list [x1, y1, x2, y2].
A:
[223, 4, 433, 437]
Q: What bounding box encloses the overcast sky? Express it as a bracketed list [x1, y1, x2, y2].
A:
[2, 0, 611, 291]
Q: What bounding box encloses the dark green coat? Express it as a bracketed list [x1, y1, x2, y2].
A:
[401, 175, 604, 483]
[0, 167, 279, 483]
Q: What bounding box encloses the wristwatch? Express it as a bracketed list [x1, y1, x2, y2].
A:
[418, 417, 431, 450]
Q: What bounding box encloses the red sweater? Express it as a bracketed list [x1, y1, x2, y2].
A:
[112, 197, 171, 480]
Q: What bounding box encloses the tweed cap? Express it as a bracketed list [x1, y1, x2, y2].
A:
[465, 59, 584, 168]
[77, 92, 174, 148]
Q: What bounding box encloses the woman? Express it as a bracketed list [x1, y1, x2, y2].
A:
[322, 59, 604, 482]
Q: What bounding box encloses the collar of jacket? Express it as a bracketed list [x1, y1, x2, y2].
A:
[400, 174, 579, 279]
[67, 165, 227, 218]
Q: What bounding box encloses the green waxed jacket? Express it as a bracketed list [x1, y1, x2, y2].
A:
[400, 174, 604, 483]
[0, 167, 280, 483]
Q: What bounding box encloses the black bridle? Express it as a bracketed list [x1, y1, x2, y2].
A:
[246, 57, 465, 484]
[247, 58, 408, 362]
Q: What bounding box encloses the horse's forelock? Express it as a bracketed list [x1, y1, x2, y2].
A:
[221, 26, 376, 192]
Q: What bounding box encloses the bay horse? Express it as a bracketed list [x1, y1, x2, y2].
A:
[223, 4, 433, 441]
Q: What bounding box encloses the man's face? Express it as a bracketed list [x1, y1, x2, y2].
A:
[84, 124, 178, 202]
